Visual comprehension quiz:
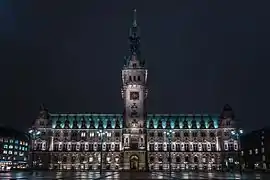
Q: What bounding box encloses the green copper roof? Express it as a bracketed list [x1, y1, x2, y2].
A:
[49, 113, 220, 129]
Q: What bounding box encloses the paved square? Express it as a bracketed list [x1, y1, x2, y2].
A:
[0, 171, 269, 179]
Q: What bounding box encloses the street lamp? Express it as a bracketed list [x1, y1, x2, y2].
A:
[231, 128, 243, 175]
[97, 129, 106, 175]
[28, 127, 41, 171]
[164, 130, 173, 176]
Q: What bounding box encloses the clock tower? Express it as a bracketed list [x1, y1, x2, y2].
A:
[121, 9, 148, 170]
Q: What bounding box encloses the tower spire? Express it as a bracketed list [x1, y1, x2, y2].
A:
[133, 9, 137, 27]
[129, 9, 140, 58]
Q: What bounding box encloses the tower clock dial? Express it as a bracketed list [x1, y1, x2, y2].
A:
[130, 92, 139, 100]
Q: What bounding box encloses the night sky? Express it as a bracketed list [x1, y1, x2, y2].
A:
[1, 1, 270, 132]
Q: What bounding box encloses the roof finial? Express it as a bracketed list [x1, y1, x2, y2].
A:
[133, 9, 137, 27]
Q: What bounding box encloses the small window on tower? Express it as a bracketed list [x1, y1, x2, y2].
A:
[129, 76, 132, 81]
[130, 92, 139, 100]
[133, 63, 137, 68]
[138, 76, 141, 81]
[133, 76, 136, 81]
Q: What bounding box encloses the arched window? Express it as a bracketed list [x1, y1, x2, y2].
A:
[191, 119, 197, 129]
[200, 120, 206, 129]
[183, 120, 188, 129]
[90, 120, 95, 129]
[73, 120, 78, 129]
[55, 120, 61, 129]
[115, 119, 120, 128]
[149, 120, 154, 128]
[149, 156, 154, 163]
[71, 156, 76, 163]
[107, 120, 112, 129]
[176, 156, 181, 163]
[81, 119, 87, 129]
[157, 120, 162, 129]
[64, 119, 70, 128]
[98, 120, 103, 129]
[185, 156, 189, 163]
[194, 156, 198, 163]
[175, 119, 180, 129]
[63, 156, 67, 163]
[166, 120, 171, 129]
[208, 120, 214, 129]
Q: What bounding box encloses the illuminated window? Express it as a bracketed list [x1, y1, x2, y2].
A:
[249, 150, 252, 155]
[255, 149, 258, 154]
[4, 144, 8, 149]
[262, 148, 264, 153]
[15, 140, 19, 144]
[25, 142, 28, 146]
[20, 141, 23, 145]
[19, 152, 24, 156]
[14, 151, 18, 155]
[8, 151, 12, 155]
[3, 150, 7, 154]
[9, 140, 13, 143]
[14, 146, 18, 149]
[9, 145, 13, 149]
[81, 132, 86, 137]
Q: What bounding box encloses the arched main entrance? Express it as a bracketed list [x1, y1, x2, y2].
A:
[130, 155, 139, 170]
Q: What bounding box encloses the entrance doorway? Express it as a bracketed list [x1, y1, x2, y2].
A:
[130, 155, 139, 170]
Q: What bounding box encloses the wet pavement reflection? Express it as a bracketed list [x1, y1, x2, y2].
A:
[0, 171, 270, 179]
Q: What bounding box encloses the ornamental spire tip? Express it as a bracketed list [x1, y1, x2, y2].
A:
[133, 9, 137, 27]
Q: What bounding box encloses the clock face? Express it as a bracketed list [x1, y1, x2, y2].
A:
[130, 92, 139, 100]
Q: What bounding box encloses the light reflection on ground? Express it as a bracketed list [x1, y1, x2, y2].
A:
[0, 171, 269, 179]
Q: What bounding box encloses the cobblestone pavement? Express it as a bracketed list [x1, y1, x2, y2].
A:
[0, 171, 269, 179]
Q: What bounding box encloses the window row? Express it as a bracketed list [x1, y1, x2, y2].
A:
[34, 143, 120, 152]
[149, 131, 216, 138]
[53, 131, 120, 138]
[149, 143, 217, 152]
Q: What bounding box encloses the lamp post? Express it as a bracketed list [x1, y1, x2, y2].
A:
[164, 130, 173, 176]
[98, 129, 106, 175]
[231, 128, 243, 175]
[28, 128, 41, 171]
